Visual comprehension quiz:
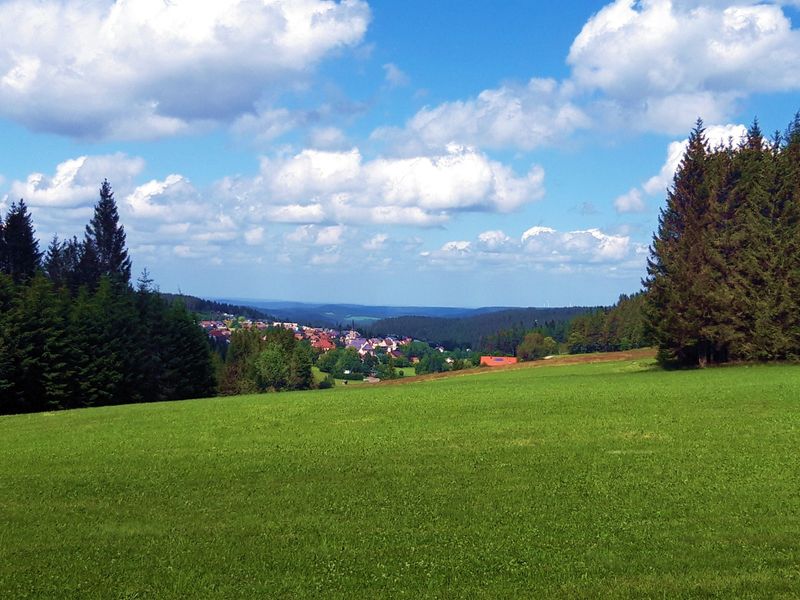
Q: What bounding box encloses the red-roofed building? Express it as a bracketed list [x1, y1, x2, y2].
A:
[311, 336, 335, 352]
[480, 356, 518, 367]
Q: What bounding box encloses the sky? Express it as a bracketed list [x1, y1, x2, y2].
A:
[1, 0, 800, 307]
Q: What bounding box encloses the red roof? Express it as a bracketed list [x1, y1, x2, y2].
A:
[312, 337, 335, 351]
[480, 356, 518, 367]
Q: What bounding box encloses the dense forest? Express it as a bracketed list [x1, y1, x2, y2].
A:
[0, 182, 216, 415]
[646, 115, 800, 366]
[368, 306, 595, 350]
[566, 293, 648, 354]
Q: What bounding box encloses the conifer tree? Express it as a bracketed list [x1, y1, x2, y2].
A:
[85, 180, 131, 285]
[44, 235, 66, 286]
[2, 200, 42, 283]
[645, 120, 712, 366]
[3, 274, 72, 412]
[776, 113, 800, 356]
[160, 300, 216, 400]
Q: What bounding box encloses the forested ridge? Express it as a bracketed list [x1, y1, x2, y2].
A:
[159, 293, 273, 321]
[646, 114, 800, 366]
[368, 306, 596, 350]
[0, 181, 216, 414]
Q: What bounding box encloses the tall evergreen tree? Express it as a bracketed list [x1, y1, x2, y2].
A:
[2, 200, 42, 283]
[85, 180, 131, 285]
[645, 120, 713, 366]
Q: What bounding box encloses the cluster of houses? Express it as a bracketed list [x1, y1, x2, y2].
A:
[199, 317, 413, 357]
[199, 316, 524, 369]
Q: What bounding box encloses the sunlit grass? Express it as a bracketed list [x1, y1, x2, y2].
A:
[2, 359, 799, 598]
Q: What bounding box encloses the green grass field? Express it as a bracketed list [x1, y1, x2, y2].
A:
[312, 365, 416, 385]
[2, 358, 800, 598]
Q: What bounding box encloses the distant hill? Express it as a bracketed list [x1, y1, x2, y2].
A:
[367, 306, 598, 349]
[161, 293, 274, 321]
[213, 298, 510, 327]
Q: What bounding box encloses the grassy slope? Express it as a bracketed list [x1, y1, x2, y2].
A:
[2, 358, 800, 598]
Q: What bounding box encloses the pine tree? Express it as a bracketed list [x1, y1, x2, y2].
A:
[160, 300, 216, 400]
[3, 274, 72, 412]
[645, 120, 712, 366]
[2, 199, 42, 283]
[776, 113, 800, 357]
[85, 180, 132, 285]
[0, 273, 16, 409]
[721, 121, 776, 360]
[44, 235, 66, 287]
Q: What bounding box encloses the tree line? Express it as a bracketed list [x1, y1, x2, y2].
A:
[369, 306, 592, 351]
[645, 115, 800, 366]
[0, 182, 216, 414]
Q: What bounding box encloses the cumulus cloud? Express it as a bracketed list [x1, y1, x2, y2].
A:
[423, 224, 646, 272]
[5, 143, 546, 266]
[613, 189, 646, 214]
[0, 0, 370, 138]
[477, 230, 513, 251]
[241, 143, 545, 225]
[7, 154, 144, 209]
[378, 1, 800, 150]
[125, 174, 206, 222]
[568, 0, 800, 133]
[375, 78, 589, 151]
[362, 233, 388, 251]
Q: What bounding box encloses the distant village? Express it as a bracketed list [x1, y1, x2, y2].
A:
[200, 317, 417, 359]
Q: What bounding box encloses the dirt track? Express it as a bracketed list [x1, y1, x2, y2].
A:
[377, 347, 657, 387]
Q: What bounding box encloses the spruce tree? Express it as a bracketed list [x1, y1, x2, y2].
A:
[776, 113, 800, 357]
[645, 120, 712, 366]
[2, 200, 42, 283]
[85, 180, 132, 285]
[44, 236, 66, 286]
[3, 274, 72, 412]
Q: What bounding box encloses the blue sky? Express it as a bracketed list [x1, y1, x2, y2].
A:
[1, 0, 799, 307]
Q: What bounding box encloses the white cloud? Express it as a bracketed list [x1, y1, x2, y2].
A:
[613, 188, 646, 214]
[362, 233, 388, 251]
[374, 1, 800, 151]
[125, 174, 205, 222]
[383, 63, 410, 88]
[0, 0, 370, 139]
[568, 0, 800, 133]
[244, 226, 265, 246]
[423, 225, 645, 272]
[250, 143, 545, 225]
[7, 154, 144, 209]
[520, 226, 633, 264]
[375, 78, 589, 152]
[441, 240, 471, 254]
[315, 225, 346, 246]
[477, 230, 513, 251]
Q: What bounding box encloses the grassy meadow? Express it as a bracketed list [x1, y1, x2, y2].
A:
[2, 357, 800, 598]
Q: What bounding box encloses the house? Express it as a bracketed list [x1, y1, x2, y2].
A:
[480, 356, 518, 367]
[311, 336, 335, 352]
